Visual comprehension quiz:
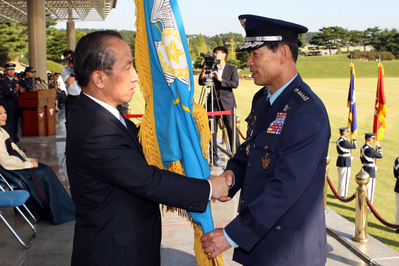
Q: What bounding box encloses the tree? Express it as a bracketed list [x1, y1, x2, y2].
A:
[46, 28, 86, 63]
[310, 26, 346, 55]
[0, 23, 28, 63]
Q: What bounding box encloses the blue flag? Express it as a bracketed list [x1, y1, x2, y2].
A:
[347, 63, 357, 140]
[142, 0, 214, 233]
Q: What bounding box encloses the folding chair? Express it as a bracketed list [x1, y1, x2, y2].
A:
[0, 173, 37, 222]
[0, 187, 36, 248]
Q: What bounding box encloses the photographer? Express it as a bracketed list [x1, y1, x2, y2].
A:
[198, 46, 239, 165]
[60, 50, 81, 125]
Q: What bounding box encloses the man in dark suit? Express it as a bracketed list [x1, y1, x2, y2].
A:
[67, 31, 231, 266]
[199, 46, 239, 164]
[0, 63, 20, 134]
[201, 15, 331, 265]
[336, 126, 357, 197]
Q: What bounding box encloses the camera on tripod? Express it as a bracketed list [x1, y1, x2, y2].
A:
[200, 51, 220, 71]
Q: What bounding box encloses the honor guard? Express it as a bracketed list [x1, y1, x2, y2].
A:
[360, 133, 383, 204]
[394, 157, 399, 232]
[336, 127, 357, 197]
[0, 63, 20, 134]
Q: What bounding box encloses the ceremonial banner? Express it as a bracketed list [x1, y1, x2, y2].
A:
[373, 62, 387, 142]
[134, 0, 222, 265]
[347, 62, 357, 140]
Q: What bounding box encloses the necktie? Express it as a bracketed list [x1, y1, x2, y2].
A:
[119, 113, 127, 128]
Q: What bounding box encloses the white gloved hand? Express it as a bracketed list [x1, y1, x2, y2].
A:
[375, 141, 380, 147]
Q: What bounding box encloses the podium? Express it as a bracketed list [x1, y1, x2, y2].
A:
[18, 89, 57, 136]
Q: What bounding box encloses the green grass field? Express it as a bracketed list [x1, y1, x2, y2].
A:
[128, 56, 399, 253]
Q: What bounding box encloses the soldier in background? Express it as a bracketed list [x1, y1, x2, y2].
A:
[360, 133, 383, 205]
[393, 157, 399, 233]
[336, 127, 357, 197]
[0, 63, 19, 134]
[18, 67, 36, 136]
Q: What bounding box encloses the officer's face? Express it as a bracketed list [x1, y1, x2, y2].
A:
[0, 105, 7, 126]
[100, 38, 139, 108]
[5, 69, 15, 78]
[26, 71, 34, 78]
[246, 45, 282, 92]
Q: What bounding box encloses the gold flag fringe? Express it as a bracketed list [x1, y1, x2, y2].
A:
[134, 1, 223, 265]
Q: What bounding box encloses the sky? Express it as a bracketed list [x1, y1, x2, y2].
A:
[55, 0, 399, 36]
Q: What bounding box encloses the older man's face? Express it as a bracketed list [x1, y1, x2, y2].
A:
[101, 38, 139, 108]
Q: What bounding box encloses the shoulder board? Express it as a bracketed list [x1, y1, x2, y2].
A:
[293, 87, 310, 103]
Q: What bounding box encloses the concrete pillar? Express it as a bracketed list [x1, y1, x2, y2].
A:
[67, 8, 76, 51]
[27, 0, 47, 82]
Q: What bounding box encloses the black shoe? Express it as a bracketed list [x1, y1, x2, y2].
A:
[396, 229, 399, 234]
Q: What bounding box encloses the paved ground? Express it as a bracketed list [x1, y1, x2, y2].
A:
[1, 109, 399, 265]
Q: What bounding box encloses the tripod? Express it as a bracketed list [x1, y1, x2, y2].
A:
[198, 70, 236, 167]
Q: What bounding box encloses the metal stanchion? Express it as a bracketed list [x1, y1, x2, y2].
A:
[352, 168, 370, 243]
[324, 155, 330, 212]
[232, 107, 237, 155]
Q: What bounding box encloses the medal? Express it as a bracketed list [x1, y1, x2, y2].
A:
[267, 112, 287, 135]
[262, 152, 270, 170]
[246, 143, 250, 156]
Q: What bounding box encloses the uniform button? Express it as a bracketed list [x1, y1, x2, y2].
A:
[264, 145, 269, 150]
[248, 162, 251, 168]
[253, 144, 256, 149]
[276, 226, 281, 230]
[241, 200, 245, 204]
[244, 181, 248, 186]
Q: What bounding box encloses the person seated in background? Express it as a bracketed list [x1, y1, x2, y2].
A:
[0, 100, 75, 224]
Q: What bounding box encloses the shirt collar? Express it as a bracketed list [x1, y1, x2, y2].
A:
[83, 92, 121, 120]
[266, 74, 298, 105]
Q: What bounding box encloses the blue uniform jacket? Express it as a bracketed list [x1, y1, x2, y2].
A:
[336, 137, 356, 167]
[0, 77, 19, 110]
[394, 158, 399, 193]
[225, 74, 330, 266]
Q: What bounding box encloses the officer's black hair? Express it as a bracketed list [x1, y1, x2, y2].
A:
[264, 41, 299, 62]
[63, 50, 74, 58]
[74, 30, 124, 88]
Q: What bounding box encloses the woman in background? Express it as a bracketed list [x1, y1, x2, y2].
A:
[0, 100, 75, 224]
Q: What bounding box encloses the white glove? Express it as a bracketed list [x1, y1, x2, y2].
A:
[375, 141, 380, 147]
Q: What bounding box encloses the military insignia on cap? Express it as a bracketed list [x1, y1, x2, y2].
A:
[267, 112, 287, 134]
[240, 18, 246, 29]
[246, 143, 250, 156]
[262, 152, 270, 170]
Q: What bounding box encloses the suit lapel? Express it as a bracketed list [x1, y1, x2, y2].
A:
[79, 94, 139, 146]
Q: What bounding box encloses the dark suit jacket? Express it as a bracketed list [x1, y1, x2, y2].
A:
[66, 93, 210, 266]
[394, 157, 399, 193]
[225, 75, 330, 265]
[198, 63, 239, 111]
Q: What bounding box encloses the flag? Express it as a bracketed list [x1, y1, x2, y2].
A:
[134, 0, 222, 265]
[373, 62, 387, 142]
[347, 63, 357, 140]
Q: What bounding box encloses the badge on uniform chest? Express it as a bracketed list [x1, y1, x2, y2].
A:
[262, 152, 271, 170]
[266, 112, 287, 134]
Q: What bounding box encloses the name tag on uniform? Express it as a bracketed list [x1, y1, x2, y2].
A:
[266, 112, 287, 135]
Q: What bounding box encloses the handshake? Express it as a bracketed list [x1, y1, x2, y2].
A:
[208, 171, 235, 202]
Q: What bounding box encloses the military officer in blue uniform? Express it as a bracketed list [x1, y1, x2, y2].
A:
[19, 67, 36, 94]
[360, 133, 383, 205]
[393, 157, 399, 233]
[201, 15, 330, 266]
[0, 63, 20, 134]
[18, 66, 36, 136]
[336, 126, 357, 197]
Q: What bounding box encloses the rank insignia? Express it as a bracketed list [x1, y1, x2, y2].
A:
[266, 112, 287, 134]
[246, 143, 250, 156]
[262, 152, 270, 170]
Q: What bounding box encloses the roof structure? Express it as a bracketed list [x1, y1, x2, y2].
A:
[0, 0, 117, 23]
